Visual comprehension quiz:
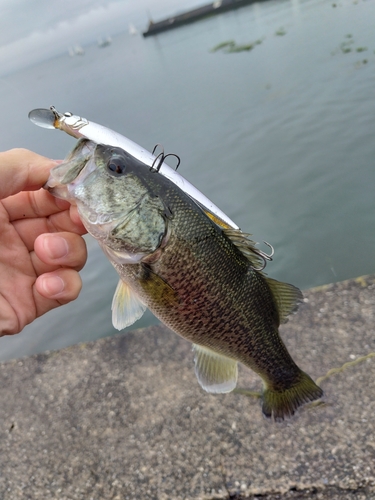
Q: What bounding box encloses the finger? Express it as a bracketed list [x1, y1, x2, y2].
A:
[0, 149, 58, 199]
[12, 210, 87, 251]
[69, 205, 86, 231]
[34, 268, 83, 316]
[3, 188, 70, 222]
[33, 232, 87, 274]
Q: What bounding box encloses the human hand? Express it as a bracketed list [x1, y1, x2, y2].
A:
[0, 148, 87, 335]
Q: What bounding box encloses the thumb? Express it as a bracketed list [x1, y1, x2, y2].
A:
[0, 148, 59, 199]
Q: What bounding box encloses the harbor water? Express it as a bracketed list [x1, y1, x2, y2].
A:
[0, 0, 374, 360]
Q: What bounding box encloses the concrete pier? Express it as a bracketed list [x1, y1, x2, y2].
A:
[1, 275, 375, 499]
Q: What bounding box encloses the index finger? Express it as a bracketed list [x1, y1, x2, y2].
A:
[0, 148, 58, 200]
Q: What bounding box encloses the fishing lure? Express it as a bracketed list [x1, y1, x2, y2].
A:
[29, 106, 238, 230]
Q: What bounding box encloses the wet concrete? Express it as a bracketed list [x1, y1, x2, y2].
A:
[1, 275, 375, 500]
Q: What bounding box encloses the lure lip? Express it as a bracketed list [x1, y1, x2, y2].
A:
[28, 108, 58, 129]
[28, 105, 239, 230]
[28, 107, 89, 138]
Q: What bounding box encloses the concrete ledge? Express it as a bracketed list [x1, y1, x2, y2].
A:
[1, 275, 375, 499]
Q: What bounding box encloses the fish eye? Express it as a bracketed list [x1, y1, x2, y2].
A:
[107, 157, 127, 176]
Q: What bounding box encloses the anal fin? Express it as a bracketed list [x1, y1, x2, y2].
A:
[193, 344, 238, 393]
[111, 279, 147, 330]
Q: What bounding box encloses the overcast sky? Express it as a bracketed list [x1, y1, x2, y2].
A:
[0, 0, 202, 75]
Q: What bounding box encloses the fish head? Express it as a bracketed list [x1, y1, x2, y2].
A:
[45, 139, 170, 264]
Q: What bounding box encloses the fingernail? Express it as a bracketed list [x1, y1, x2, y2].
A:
[43, 235, 69, 259]
[40, 276, 65, 296]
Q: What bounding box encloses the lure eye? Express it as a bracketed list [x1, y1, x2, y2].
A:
[107, 157, 127, 176]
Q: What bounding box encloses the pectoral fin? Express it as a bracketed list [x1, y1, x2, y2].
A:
[111, 279, 147, 330]
[193, 344, 238, 393]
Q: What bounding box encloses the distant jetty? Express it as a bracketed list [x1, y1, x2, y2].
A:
[143, 0, 263, 37]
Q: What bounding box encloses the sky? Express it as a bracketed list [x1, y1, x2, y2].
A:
[0, 0, 203, 76]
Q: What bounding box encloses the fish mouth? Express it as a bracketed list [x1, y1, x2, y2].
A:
[45, 181, 78, 202]
[44, 139, 96, 200]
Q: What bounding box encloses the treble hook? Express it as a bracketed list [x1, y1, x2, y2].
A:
[150, 144, 165, 173]
[251, 253, 267, 272]
[152, 144, 164, 156]
[250, 241, 274, 272]
[163, 153, 181, 171]
[150, 144, 181, 173]
[261, 241, 274, 260]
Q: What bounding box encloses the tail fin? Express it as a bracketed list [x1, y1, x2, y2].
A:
[262, 371, 323, 421]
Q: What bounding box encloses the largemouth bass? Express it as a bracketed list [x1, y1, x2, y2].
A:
[45, 139, 323, 420]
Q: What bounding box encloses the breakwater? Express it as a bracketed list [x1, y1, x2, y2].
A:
[143, 0, 266, 37]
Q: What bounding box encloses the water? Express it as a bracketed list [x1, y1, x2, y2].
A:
[0, 0, 374, 361]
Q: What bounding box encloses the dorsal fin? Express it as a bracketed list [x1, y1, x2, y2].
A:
[265, 277, 303, 324]
[222, 227, 267, 270]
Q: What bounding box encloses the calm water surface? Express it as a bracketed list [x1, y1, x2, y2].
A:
[0, 0, 374, 360]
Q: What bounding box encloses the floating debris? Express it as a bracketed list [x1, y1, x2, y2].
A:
[230, 41, 262, 52]
[340, 43, 352, 53]
[211, 39, 262, 53]
[275, 27, 286, 36]
[211, 40, 235, 52]
[331, 34, 373, 68]
[354, 59, 368, 68]
[332, 34, 373, 57]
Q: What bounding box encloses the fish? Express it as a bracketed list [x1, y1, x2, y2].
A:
[45, 138, 323, 420]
